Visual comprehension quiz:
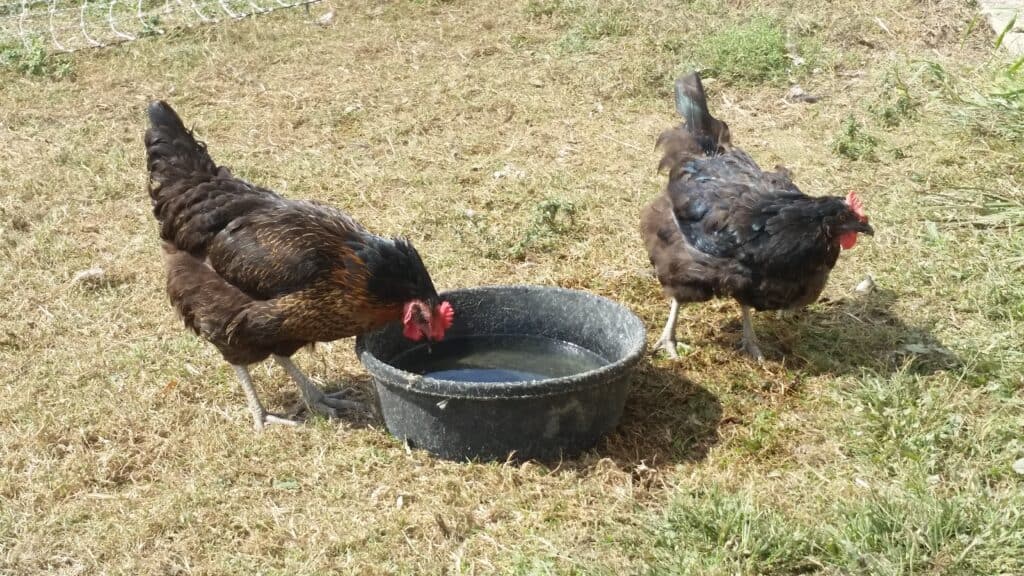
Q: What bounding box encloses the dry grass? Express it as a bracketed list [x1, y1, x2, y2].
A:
[2, 0, 1023, 574]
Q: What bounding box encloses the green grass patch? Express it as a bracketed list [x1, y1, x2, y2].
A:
[651, 489, 822, 575]
[0, 37, 72, 78]
[555, 3, 636, 53]
[832, 115, 880, 160]
[650, 485, 1024, 575]
[871, 69, 920, 127]
[692, 16, 792, 83]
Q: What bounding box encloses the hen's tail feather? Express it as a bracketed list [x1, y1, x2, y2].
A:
[674, 74, 711, 136]
[657, 72, 733, 180]
[145, 101, 277, 255]
[145, 100, 219, 205]
[673, 72, 731, 155]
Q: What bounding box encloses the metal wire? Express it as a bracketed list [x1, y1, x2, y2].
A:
[1, 0, 320, 52]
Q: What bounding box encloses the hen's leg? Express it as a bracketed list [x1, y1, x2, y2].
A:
[740, 306, 765, 362]
[653, 298, 681, 359]
[273, 355, 366, 418]
[232, 364, 299, 431]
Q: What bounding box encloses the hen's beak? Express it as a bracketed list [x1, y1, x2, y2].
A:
[857, 221, 875, 236]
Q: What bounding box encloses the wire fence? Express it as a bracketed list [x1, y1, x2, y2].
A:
[0, 0, 320, 53]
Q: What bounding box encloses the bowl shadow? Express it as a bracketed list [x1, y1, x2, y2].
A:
[591, 362, 722, 468]
[303, 359, 721, 470]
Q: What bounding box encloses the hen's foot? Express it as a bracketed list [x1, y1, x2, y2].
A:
[303, 391, 368, 418]
[254, 413, 300, 432]
[233, 364, 298, 432]
[653, 335, 680, 359]
[653, 298, 682, 359]
[740, 337, 766, 363]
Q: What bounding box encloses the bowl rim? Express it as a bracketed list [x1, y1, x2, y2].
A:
[355, 284, 648, 400]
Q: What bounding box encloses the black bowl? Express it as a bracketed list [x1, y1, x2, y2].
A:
[355, 285, 647, 461]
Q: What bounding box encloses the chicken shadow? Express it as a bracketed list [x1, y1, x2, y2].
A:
[272, 371, 382, 429]
[593, 363, 722, 468]
[725, 287, 961, 377]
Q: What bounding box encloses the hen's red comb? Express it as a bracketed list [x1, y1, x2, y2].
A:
[846, 191, 866, 219]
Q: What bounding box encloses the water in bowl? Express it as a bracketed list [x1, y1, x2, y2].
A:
[391, 334, 608, 383]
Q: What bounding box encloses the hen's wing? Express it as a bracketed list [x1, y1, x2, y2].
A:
[667, 150, 828, 274]
[204, 197, 374, 301]
[669, 152, 787, 254]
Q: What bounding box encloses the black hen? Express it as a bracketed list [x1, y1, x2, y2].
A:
[640, 73, 874, 361]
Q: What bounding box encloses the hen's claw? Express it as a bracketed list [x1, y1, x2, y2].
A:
[255, 413, 300, 431]
[653, 335, 680, 359]
[322, 392, 367, 412]
[305, 393, 367, 418]
[740, 337, 766, 363]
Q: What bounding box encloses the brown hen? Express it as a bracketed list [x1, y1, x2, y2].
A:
[145, 101, 453, 430]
